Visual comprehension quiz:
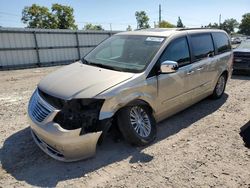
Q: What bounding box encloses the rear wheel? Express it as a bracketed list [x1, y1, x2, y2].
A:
[117, 105, 156, 146]
[211, 74, 227, 99]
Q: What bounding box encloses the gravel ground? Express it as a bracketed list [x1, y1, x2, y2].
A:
[0, 66, 249, 188]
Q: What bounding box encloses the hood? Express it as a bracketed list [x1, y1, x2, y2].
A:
[38, 61, 134, 100]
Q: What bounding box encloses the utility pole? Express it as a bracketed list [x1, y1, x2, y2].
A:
[109, 23, 112, 31]
[159, 4, 162, 25]
[219, 14, 221, 29]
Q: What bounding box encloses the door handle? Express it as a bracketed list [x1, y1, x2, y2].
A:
[196, 67, 204, 71]
[207, 52, 215, 58]
[187, 70, 195, 75]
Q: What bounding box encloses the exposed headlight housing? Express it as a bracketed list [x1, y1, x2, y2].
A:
[53, 99, 105, 134]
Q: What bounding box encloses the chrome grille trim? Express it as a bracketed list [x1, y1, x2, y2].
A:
[28, 89, 56, 123]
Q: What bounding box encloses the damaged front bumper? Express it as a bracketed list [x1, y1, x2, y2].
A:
[29, 119, 102, 162]
[27, 89, 104, 162]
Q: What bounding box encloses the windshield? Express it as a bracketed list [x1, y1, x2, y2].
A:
[238, 40, 250, 49]
[83, 35, 165, 73]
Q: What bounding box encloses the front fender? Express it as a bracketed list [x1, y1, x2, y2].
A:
[98, 92, 156, 120]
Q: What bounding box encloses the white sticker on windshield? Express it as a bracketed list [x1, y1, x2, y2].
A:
[146, 37, 164, 42]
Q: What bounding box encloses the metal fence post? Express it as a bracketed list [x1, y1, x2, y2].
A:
[75, 32, 81, 60]
[33, 31, 41, 66]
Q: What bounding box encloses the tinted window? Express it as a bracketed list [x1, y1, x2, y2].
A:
[160, 37, 190, 67]
[191, 34, 214, 61]
[213, 32, 231, 54]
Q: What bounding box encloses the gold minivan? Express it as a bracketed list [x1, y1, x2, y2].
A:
[28, 28, 233, 161]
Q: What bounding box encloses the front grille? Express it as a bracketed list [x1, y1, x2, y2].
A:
[28, 90, 53, 123]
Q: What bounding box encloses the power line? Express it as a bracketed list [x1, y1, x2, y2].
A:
[0, 11, 20, 17]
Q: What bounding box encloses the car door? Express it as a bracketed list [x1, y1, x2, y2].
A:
[188, 33, 216, 96]
[156, 36, 201, 119]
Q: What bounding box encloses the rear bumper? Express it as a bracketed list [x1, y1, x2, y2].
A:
[28, 116, 102, 162]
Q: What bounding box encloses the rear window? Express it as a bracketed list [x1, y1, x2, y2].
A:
[212, 32, 231, 54]
[191, 34, 214, 61]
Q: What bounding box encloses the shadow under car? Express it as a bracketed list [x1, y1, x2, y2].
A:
[0, 94, 228, 187]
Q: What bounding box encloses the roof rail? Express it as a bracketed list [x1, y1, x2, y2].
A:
[177, 27, 221, 31]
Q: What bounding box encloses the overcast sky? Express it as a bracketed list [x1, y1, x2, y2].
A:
[0, 0, 249, 30]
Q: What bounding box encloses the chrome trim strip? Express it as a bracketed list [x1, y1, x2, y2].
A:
[31, 129, 65, 161]
[28, 89, 58, 124]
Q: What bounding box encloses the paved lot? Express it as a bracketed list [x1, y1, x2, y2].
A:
[0, 66, 249, 188]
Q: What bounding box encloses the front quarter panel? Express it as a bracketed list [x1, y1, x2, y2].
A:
[96, 75, 158, 120]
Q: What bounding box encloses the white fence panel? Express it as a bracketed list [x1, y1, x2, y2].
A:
[0, 28, 118, 70]
[36, 33, 77, 47]
[78, 33, 110, 46]
[0, 50, 37, 67]
[0, 33, 35, 48]
[39, 48, 78, 63]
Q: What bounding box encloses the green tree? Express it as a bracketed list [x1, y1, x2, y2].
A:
[51, 4, 77, 30]
[221, 18, 239, 34]
[21, 4, 77, 29]
[126, 25, 132, 31]
[22, 4, 56, 29]
[239, 13, 250, 35]
[158, 20, 175, 28]
[83, 23, 104, 31]
[207, 22, 219, 29]
[135, 11, 150, 29]
[177, 17, 184, 28]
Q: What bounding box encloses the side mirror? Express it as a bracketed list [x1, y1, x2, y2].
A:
[160, 61, 179, 73]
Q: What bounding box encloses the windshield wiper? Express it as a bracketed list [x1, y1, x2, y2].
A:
[82, 58, 90, 64]
[88, 62, 121, 71]
[82, 59, 132, 72]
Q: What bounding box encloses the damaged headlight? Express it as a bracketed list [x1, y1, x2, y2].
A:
[53, 99, 104, 134]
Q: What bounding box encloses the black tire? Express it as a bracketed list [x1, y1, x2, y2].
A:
[211, 74, 227, 99]
[117, 105, 156, 146]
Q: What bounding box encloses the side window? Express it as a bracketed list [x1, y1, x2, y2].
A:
[191, 34, 214, 61]
[212, 32, 231, 54]
[160, 37, 190, 67]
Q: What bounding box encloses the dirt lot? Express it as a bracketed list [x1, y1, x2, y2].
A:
[0, 66, 249, 188]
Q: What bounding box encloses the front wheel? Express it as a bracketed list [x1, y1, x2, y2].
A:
[117, 105, 156, 146]
[211, 74, 227, 99]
